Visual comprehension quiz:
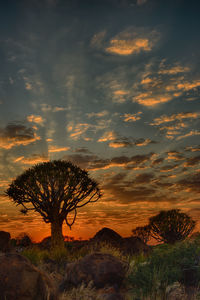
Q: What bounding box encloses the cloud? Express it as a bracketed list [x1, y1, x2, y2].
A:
[106, 38, 152, 55]
[105, 27, 159, 56]
[176, 130, 200, 140]
[183, 155, 200, 167]
[27, 115, 45, 126]
[48, 145, 70, 153]
[133, 60, 200, 107]
[151, 112, 200, 126]
[134, 93, 173, 107]
[123, 112, 142, 122]
[68, 123, 91, 140]
[166, 151, 185, 161]
[14, 154, 49, 165]
[137, 0, 147, 5]
[98, 131, 117, 142]
[176, 171, 200, 193]
[86, 111, 108, 118]
[159, 65, 190, 75]
[64, 152, 154, 171]
[134, 172, 154, 184]
[0, 123, 40, 149]
[185, 146, 200, 152]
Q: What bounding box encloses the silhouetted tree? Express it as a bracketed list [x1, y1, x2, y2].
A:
[149, 209, 195, 244]
[132, 225, 151, 244]
[6, 160, 101, 249]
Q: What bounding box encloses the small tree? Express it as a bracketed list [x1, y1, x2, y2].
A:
[132, 225, 151, 244]
[6, 160, 101, 249]
[149, 209, 195, 244]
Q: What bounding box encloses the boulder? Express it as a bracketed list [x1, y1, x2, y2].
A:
[121, 237, 150, 256]
[60, 252, 127, 291]
[0, 253, 58, 300]
[91, 227, 122, 246]
[0, 230, 10, 252]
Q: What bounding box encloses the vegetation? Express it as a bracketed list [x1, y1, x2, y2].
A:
[132, 209, 196, 245]
[149, 209, 196, 244]
[6, 160, 101, 249]
[128, 239, 200, 299]
[132, 225, 151, 244]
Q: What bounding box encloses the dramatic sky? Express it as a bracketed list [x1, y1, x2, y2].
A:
[0, 0, 200, 242]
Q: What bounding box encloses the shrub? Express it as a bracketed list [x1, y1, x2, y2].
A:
[128, 239, 200, 299]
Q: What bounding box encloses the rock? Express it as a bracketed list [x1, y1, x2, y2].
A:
[91, 227, 122, 246]
[60, 252, 127, 291]
[39, 236, 51, 249]
[0, 230, 10, 252]
[0, 253, 58, 300]
[121, 237, 150, 256]
[90, 227, 150, 256]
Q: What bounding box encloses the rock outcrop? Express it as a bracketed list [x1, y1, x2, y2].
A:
[0, 230, 10, 252]
[0, 253, 58, 300]
[60, 252, 127, 291]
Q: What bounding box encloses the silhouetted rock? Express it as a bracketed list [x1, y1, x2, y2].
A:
[39, 236, 51, 249]
[0, 253, 58, 300]
[90, 227, 150, 256]
[91, 227, 122, 245]
[121, 236, 150, 256]
[60, 252, 127, 291]
[0, 230, 10, 252]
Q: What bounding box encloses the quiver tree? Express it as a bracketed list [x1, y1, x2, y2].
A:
[149, 209, 195, 244]
[6, 160, 102, 249]
[132, 225, 151, 244]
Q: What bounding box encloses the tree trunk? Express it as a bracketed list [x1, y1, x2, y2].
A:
[50, 220, 65, 249]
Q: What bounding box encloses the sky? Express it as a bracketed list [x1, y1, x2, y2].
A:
[0, 0, 200, 242]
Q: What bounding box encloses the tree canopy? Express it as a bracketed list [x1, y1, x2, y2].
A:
[132, 225, 151, 244]
[149, 209, 195, 244]
[6, 160, 102, 248]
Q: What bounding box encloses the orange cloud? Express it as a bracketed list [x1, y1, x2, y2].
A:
[159, 65, 190, 75]
[176, 130, 200, 140]
[27, 115, 45, 126]
[48, 145, 70, 153]
[124, 112, 142, 122]
[106, 38, 152, 55]
[134, 94, 172, 107]
[98, 131, 117, 142]
[151, 112, 200, 125]
[14, 154, 49, 165]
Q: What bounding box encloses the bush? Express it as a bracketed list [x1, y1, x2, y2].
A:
[128, 239, 200, 299]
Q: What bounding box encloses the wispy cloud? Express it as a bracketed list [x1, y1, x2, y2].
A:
[105, 27, 159, 56]
[98, 131, 117, 142]
[27, 115, 45, 126]
[176, 130, 200, 140]
[151, 112, 200, 125]
[14, 154, 49, 165]
[123, 112, 142, 122]
[48, 145, 70, 153]
[86, 110, 108, 118]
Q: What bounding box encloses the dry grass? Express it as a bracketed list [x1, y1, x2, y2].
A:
[59, 282, 102, 300]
